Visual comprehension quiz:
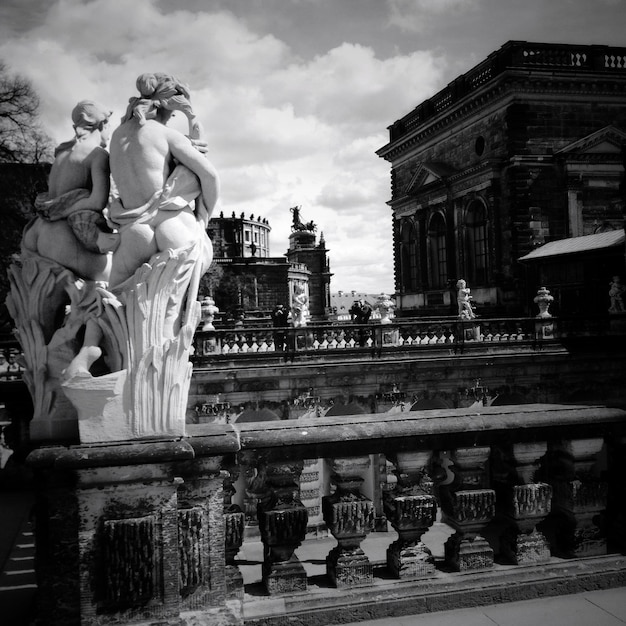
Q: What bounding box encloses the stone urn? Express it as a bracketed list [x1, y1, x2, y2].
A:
[534, 287, 553, 318]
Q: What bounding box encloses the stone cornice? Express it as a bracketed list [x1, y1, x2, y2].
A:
[379, 75, 626, 163]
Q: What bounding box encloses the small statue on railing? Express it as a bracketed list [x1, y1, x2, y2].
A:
[456, 279, 476, 319]
[291, 284, 309, 328]
[534, 286, 554, 318]
[200, 296, 219, 331]
[375, 293, 395, 324]
[608, 276, 625, 314]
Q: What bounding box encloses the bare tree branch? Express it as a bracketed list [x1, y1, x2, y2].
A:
[0, 60, 53, 163]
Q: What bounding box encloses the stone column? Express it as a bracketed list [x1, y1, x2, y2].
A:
[494, 442, 552, 564]
[322, 456, 376, 587]
[383, 450, 437, 578]
[257, 455, 309, 594]
[439, 446, 496, 571]
[546, 438, 608, 557]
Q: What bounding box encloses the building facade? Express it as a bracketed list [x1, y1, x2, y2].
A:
[206, 209, 332, 320]
[377, 41, 626, 316]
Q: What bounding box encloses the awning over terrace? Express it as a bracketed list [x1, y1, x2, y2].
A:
[519, 230, 625, 262]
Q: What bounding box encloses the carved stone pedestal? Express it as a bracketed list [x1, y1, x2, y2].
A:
[323, 456, 375, 587]
[384, 451, 437, 579]
[257, 458, 309, 595]
[26, 427, 240, 626]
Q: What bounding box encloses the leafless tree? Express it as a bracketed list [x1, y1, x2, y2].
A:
[0, 60, 52, 163]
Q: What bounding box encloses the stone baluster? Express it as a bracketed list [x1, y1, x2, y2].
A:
[493, 442, 552, 564]
[383, 450, 437, 578]
[323, 456, 376, 587]
[544, 438, 608, 557]
[439, 446, 496, 571]
[223, 464, 245, 598]
[257, 454, 309, 594]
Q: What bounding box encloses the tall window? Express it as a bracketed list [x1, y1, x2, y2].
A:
[428, 213, 448, 289]
[465, 200, 488, 286]
[400, 220, 418, 292]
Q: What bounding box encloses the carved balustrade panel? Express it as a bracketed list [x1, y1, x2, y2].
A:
[102, 515, 157, 607]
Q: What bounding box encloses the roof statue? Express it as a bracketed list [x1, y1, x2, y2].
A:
[290, 205, 317, 232]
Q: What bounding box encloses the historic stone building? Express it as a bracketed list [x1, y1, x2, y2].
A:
[206, 208, 332, 319]
[377, 41, 626, 316]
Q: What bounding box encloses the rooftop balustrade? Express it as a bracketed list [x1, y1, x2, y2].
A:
[192, 314, 622, 365]
[384, 40, 626, 143]
[26, 403, 626, 625]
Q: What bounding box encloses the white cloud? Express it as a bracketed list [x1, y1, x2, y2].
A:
[387, 0, 483, 33]
[0, 0, 447, 294]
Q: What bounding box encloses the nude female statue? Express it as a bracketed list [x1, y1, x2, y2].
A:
[21, 100, 113, 281]
[64, 73, 220, 378]
[107, 72, 219, 289]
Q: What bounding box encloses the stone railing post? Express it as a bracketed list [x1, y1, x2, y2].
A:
[383, 450, 437, 578]
[26, 426, 241, 626]
[493, 442, 552, 564]
[544, 437, 608, 557]
[439, 446, 496, 571]
[323, 456, 376, 587]
[257, 454, 309, 594]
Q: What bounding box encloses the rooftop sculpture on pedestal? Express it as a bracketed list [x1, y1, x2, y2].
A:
[7, 73, 219, 444]
[456, 279, 476, 320]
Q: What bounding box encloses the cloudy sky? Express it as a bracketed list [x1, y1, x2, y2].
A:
[0, 0, 624, 294]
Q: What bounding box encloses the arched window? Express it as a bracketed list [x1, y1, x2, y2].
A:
[465, 200, 488, 286]
[428, 213, 448, 289]
[400, 220, 418, 292]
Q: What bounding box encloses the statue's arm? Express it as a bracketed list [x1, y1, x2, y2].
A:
[67, 148, 111, 213]
[167, 129, 220, 219]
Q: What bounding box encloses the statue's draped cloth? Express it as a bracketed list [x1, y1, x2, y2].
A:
[108, 164, 212, 274]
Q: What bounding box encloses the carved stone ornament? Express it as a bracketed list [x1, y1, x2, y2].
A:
[8, 243, 203, 443]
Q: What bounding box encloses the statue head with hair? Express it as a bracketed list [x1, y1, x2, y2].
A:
[122, 72, 194, 125]
[71, 100, 112, 136]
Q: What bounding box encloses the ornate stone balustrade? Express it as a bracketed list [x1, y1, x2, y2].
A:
[386, 41, 626, 142]
[25, 404, 626, 625]
[193, 316, 556, 361]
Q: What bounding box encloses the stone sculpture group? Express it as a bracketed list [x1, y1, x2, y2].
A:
[7, 73, 219, 444]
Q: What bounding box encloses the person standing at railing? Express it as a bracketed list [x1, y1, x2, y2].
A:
[271, 303, 289, 351]
[350, 299, 372, 346]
